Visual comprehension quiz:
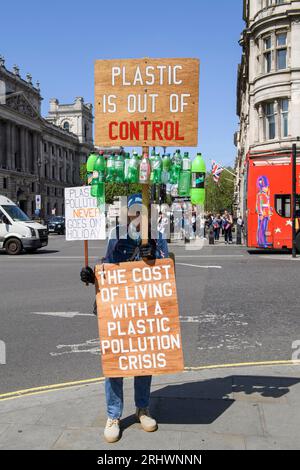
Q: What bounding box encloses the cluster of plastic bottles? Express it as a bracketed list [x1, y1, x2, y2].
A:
[87, 149, 206, 205]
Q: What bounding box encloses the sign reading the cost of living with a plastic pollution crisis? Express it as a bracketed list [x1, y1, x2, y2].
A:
[94, 58, 199, 147]
[95, 258, 184, 377]
[64, 186, 106, 241]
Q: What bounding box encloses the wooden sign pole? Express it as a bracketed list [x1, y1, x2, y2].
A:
[84, 239, 89, 286]
[141, 146, 150, 246]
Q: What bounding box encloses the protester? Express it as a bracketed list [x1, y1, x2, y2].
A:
[80, 194, 168, 443]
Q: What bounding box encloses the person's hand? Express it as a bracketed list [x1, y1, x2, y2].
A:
[80, 266, 95, 285]
[140, 241, 156, 259]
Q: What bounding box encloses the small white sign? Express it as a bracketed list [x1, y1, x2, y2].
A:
[35, 195, 41, 210]
[64, 186, 106, 241]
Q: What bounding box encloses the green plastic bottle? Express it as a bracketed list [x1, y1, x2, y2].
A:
[170, 149, 182, 184]
[152, 153, 162, 184]
[127, 152, 139, 183]
[91, 152, 105, 198]
[86, 153, 98, 186]
[115, 153, 125, 183]
[106, 153, 115, 182]
[190, 153, 206, 205]
[124, 153, 130, 182]
[178, 152, 191, 196]
[161, 154, 170, 184]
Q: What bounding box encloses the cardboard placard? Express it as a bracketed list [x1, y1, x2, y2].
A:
[64, 186, 106, 241]
[95, 258, 184, 377]
[94, 58, 199, 147]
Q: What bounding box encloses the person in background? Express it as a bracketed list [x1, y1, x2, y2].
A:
[80, 194, 169, 443]
[223, 210, 233, 244]
[237, 215, 245, 245]
[212, 214, 221, 241]
[157, 210, 169, 241]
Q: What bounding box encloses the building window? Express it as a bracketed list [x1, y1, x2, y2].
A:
[281, 99, 289, 137]
[31, 182, 35, 192]
[63, 122, 70, 132]
[264, 36, 272, 73]
[276, 33, 287, 70]
[264, 102, 276, 140]
[44, 142, 47, 153]
[3, 177, 7, 189]
[52, 166, 55, 179]
[52, 145, 55, 156]
[59, 147, 62, 157]
[261, 99, 289, 141]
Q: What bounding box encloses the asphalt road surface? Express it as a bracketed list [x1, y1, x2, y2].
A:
[0, 235, 299, 393]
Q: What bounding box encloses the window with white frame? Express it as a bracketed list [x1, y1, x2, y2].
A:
[264, 36, 272, 73]
[281, 99, 289, 137]
[262, 99, 289, 141]
[276, 33, 287, 70]
[264, 102, 276, 140]
[260, 30, 288, 74]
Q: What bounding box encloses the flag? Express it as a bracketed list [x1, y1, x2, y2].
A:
[211, 160, 224, 183]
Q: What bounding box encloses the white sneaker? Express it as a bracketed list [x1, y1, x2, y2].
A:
[136, 407, 157, 432]
[104, 418, 120, 443]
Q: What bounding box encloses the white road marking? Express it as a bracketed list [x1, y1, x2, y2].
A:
[31, 311, 95, 318]
[50, 338, 100, 357]
[177, 263, 222, 269]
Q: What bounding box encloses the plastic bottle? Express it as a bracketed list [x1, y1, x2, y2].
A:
[86, 153, 98, 186]
[190, 153, 206, 205]
[152, 153, 162, 184]
[124, 153, 131, 182]
[161, 154, 171, 184]
[106, 153, 115, 182]
[127, 152, 139, 184]
[115, 153, 125, 183]
[170, 149, 182, 184]
[91, 152, 105, 199]
[178, 152, 191, 196]
[139, 153, 151, 184]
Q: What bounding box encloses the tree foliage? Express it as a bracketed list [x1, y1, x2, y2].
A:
[80, 163, 87, 185]
[205, 167, 235, 214]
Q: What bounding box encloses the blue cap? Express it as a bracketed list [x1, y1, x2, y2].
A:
[127, 193, 142, 209]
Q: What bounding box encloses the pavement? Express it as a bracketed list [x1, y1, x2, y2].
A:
[0, 363, 300, 450]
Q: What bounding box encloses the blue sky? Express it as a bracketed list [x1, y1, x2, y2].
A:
[0, 0, 244, 167]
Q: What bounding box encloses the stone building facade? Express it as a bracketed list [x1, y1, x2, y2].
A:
[235, 0, 300, 216]
[0, 56, 93, 218]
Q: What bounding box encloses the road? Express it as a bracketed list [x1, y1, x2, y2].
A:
[0, 235, 299, 393]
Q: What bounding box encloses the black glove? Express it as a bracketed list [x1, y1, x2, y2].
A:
[139, 241, 156, 259]
[80, 266, 95, 285]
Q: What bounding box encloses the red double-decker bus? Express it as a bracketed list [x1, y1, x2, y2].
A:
[245, 152, 300, 252]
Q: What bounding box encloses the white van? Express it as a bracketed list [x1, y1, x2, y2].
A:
[0, 195, 48, 255]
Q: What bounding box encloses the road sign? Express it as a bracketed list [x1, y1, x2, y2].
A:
[95, 258, 184, 378]
[95, 58, 199, 147]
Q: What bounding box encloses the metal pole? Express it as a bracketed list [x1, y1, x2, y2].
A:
[292, 143, 297, 258]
